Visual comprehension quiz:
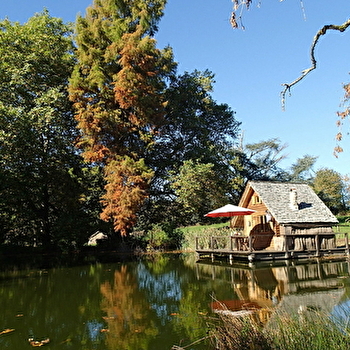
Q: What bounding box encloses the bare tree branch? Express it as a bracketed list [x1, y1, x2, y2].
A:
[281, 18, 350, 110]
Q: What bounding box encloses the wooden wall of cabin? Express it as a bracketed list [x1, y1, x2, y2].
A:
[243, 193, 279, 250]
[233, 189, 282, 250]
[244, 193, 279, 237]
[290, 226, 336, 250]
[274, 225, 336, 251]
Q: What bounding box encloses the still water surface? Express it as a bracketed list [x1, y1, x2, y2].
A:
[0, 253, 350, 349]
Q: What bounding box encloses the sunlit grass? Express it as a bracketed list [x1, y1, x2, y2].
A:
[210, 308, 350, 350]
[180, 223, 231, 250]
[180, 222, 228, 233]
[335, 224, 350, 234]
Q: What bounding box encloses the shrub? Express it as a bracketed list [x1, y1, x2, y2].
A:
[182, 225, 232, 250]
[143, 223, 185, 251]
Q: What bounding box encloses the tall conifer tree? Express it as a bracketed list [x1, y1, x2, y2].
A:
[69, 0, 175, 235]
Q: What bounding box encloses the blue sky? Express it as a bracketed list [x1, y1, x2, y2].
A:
[1, 0, 350, 175]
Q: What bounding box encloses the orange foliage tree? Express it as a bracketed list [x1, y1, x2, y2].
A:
[69, 0, 175, 235]
[100, 157, 153, 235]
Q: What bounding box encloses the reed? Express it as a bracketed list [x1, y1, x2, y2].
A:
[210, 312, 271, 350]
[211, 308, 350, 350]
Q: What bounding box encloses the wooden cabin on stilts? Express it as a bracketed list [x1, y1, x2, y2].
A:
[196, 181, 349, 262]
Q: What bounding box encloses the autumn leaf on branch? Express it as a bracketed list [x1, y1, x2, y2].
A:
[100, 157, 154, 235]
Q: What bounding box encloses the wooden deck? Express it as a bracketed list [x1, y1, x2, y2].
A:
[196, 232, 350, 263]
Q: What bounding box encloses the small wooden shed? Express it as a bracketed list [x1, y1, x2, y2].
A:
[232, 181, 339, 251]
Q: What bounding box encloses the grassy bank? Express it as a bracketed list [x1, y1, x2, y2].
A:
[136, 216, 350, 252]
[210, 308, 350, 350]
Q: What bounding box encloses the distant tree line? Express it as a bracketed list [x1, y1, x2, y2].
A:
[0, 1, 349, 251]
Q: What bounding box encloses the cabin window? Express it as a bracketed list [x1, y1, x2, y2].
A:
[252, 195, 261, 204]
[260, 216, 267, 225]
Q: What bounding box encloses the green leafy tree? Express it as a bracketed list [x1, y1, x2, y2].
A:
[0, 12, 92, 249]
[217, 139, 315, 200]
[170, 160, 228, 224]
[137, 70, 240, 227]
[341, 175, 350, 212]
[69, 0, 175, 236]
[152, 70, 239, 175]
[231, 138, 288, 184]
[312, 168, 347, 214]
[288, 155, 317, 183]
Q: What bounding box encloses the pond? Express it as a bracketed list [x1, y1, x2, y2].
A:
[0, 253, 349, 350]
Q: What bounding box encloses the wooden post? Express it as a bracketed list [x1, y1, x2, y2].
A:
[249, 235, 253, 252]
[315, 233, 320, 257]
[284, 226, 293, 258]
[345, 232, 349, 256]
[195, 237, 198, 250]
[284, 234, 290, 259]
[248, 254, 254, 262]
[317, 259, 322, 280]
[230, 236, 233, 251]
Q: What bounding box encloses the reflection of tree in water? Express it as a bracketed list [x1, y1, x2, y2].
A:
[0, 264, 108, 349]
[99, 256, 216, 349]
[138, 255, 212, 346]
[100, 265, 158, 350]
[137, 263, 182, 323]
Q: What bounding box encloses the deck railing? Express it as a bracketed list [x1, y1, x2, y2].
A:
[195, 232, 350, 256]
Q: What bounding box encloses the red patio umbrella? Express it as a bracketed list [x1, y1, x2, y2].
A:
[204, 204, 255, 217]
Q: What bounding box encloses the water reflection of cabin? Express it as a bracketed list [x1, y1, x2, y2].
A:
[196, 181, 349, 262]
[196, 260, 349, 324]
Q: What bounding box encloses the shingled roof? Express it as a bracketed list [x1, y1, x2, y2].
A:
[242, 181, 338, 225]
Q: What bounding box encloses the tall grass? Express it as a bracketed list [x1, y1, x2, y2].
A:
[268, 310, 350, 350]
[180, 223, 231, 250]
[210, 312, 271, 350]
[210, 308, 350, 350]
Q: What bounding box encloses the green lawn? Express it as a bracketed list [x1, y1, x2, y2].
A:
[181, 222, 228, 234]
[334, 224, 350, 234]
